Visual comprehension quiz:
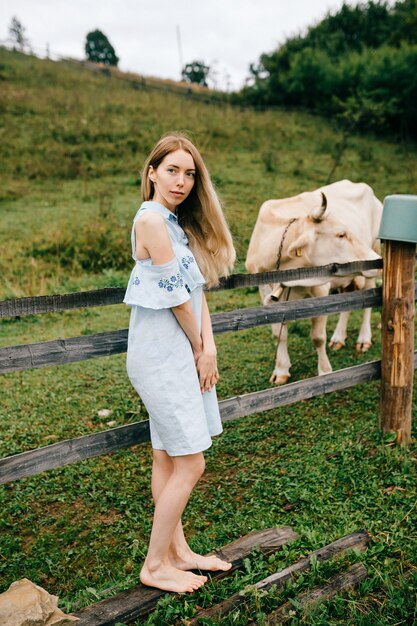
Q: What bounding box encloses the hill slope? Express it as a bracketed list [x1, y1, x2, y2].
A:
[1, 47, 417, 298]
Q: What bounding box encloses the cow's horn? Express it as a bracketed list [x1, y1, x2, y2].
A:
[310, 192, 328, 222]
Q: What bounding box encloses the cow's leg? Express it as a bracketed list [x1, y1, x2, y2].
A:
[270, 321, 291, 385]
[329, 311, 350, 351]
[311, 315, 332, 375]
[356, 277, 375, 352]
[329, 278, 365, 351]
[258, 284, 292, 385]
[310, 285, 332, 376]
[356, 307, 373, 352]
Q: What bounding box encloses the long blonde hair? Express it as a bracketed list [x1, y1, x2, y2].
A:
[141, 132, 235, 287]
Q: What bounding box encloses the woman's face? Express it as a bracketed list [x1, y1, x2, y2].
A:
[149, 149, 196, 211]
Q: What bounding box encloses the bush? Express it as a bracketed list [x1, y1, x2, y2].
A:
[240, 0, 417, 138]
[333, 44, 417, 135]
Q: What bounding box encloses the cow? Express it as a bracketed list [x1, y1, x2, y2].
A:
[245, 180, 382, 385]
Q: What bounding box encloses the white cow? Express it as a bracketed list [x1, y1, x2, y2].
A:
[245, 180, 382, 385]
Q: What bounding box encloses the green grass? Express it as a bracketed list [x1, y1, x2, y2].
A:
[1, 48, 417, 625]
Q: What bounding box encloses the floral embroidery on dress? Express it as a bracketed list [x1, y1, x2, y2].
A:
[132, 276, 141, 286]
[158, 273, 184, 292]
[181, 255, 195, 270]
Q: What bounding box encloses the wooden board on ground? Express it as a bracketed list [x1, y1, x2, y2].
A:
[190, 530, 369, 624]
[262, 562, 367, 624]
[73, 526, 298, 626]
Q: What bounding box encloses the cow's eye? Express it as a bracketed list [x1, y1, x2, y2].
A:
[337, 232, 347, 239]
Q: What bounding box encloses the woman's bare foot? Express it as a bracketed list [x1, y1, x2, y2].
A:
[170, 549, 233, 572]
[140, 560, 207, 593]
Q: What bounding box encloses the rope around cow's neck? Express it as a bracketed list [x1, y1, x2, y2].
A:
[272, 217, 299, 362]
[276, 217, 298, 270]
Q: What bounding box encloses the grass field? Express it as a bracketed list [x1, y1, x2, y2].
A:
[1, 48, 417, 625]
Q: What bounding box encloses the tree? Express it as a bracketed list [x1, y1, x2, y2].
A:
[9, 16, 28, 51]
[238, 0, 417, 137]
[85, 30, 119, 66]
[181, 60, 210, 86]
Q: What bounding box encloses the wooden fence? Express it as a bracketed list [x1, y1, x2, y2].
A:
[1, 258, 416, 485]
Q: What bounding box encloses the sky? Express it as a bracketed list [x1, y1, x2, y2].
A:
[1, 0, 396, 91]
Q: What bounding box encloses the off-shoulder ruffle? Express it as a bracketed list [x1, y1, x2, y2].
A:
[124, 257, 191, 309]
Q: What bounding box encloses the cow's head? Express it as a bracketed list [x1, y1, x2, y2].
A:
[282, 191, 380, 286]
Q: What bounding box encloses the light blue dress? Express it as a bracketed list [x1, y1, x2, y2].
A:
[124, 201, 223, 456]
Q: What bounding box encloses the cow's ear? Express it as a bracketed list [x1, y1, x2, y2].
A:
[288, 233, 311, 258]
[310, 192, 328, 222]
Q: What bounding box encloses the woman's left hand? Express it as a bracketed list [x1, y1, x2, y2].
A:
[195, 350, 219, 393]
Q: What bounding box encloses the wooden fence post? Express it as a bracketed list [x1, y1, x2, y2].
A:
[379, 195, 417, 445]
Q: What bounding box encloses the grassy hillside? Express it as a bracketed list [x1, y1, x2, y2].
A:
[1, 48, 417, 625]
[1, 47, 417, 299]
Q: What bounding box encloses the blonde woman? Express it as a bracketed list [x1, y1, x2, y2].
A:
[124, 133, 236, 593]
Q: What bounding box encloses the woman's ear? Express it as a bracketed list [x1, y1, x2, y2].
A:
[148, 166, 156, 183]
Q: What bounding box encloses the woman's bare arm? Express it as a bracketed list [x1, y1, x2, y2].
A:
[171, 304, 203, 356]
[195, 291, 218, 393]
[200, 291, 216, 355]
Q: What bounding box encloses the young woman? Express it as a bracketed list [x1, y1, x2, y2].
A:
[124, 133, 236, 593]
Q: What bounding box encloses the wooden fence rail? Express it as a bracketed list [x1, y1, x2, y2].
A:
[2, 283, 417, 375]
[0, 259, 383, 319]
[0, 288, 376, 374]
[0, 286, 394, 374]
[2, 353, 416, 484]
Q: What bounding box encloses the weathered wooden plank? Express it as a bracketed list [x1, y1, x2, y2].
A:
[262, 563, 367, 625]
[219, 359, 383, 422]
[211, 286, 384, 334]
[213, 258, 383, 291]
[0, 421, 150, 484]
[0, 288, 385, 373]
[0, 329, 129, 374]
[73, 527, 298, 626]
[0, 288, 125, 318]
[0, 259, 384, 319]
[4, 356, 413, 483]
[220, 351, 417, 424]
[380, 240, 416, 446]
[189, 531, 369, 624]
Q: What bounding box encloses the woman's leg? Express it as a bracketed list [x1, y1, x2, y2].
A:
[140, 451, 207, 592]
[151, 450, 190, 556]
[150, 450, 232, 573]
